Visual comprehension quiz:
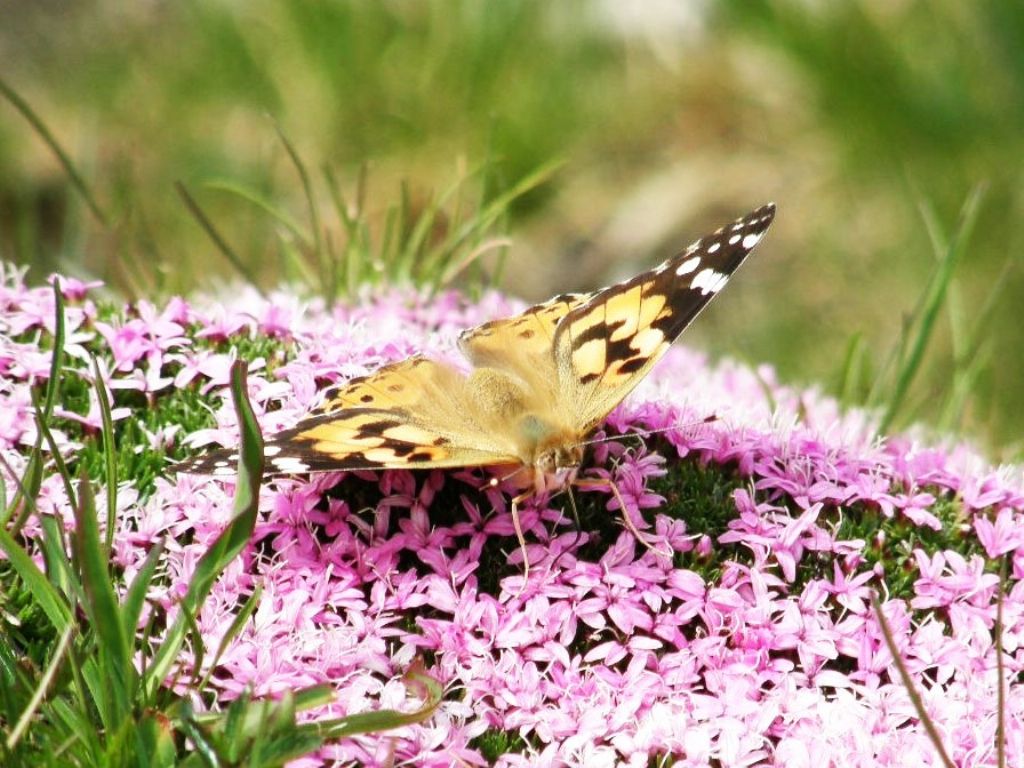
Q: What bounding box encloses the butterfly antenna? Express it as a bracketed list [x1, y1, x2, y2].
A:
[574, 476, 672, 559]
[577, 414, 719, 450]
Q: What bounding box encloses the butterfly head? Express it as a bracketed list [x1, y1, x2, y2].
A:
[529, 432, 583, 494]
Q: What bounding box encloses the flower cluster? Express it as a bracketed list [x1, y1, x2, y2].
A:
[2, 264, 1023, 766]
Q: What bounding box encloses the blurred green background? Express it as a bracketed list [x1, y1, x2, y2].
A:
[2, 0, 1022, 457]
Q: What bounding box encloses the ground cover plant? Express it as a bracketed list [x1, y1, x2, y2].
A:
[1, 255, 1022, 765]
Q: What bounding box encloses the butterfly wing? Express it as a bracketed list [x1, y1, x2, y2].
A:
[457, 292, 591, 370]
[553, 203, 775, 434]
[179, 356, 523, 476]
[454, 292, 593, 410]
[181, 204, 775, 478]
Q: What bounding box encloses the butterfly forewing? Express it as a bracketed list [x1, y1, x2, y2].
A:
[554, 203, 775, 433]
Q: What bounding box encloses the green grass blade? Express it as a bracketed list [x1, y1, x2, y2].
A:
[938, 255, 1016, 432]
[836, 331, 868, 405]
[31, 387, 77, 514]
[175, 701, 222, 766]
[50, 692, 103, 762]
[176, 180, 266, 296]
[175, 689, 326, 766]
[878, 185, 985, 434]
[0, 451, 40, 532]
[203, 179, 311, 249]
[450, 157, 563, 250]
[322, 164, 360, 237]
[134, 712, 178, 768]
[196, 583, 262, 693]
[43, 282, 66, 419]
[938, 342, 991, 433]
[309, 661, 442, 740]
[0, 76, 109, 226]
[71, 471, 132, 723]
[180, 602, 206, 691]
[275, 121, 324, 285]
[146, 360, 264, 697]
[439, 235, 513, 286]
[38, 513, 77, 605]
[91, 357, 119, 551]
[6, 283, 65, 532]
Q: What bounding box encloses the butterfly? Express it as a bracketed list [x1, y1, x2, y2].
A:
[181, 203, 775, 566]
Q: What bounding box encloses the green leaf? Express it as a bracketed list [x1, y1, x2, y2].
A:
[121, 540, 166, 655]
[90, 357, 119, 551]
[309, 661, 443, 740]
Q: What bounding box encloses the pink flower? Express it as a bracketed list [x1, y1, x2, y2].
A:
[48, 273, 103, 300]
[7, 271, 1024, 767]
[975, 507, 1024, 558]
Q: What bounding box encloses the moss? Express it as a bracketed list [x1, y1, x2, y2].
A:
[471, 729, 529, 764]
[834, 491, 981, 601]
[649, 456, 753, 581]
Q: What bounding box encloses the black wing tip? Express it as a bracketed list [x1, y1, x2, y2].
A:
[742, 202, 776, 230]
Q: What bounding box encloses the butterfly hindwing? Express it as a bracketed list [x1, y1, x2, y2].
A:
[554, 203, 775, 433]
[312, 356, 439, 414]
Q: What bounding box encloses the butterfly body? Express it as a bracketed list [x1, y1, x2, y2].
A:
[180, 204, 776, 489]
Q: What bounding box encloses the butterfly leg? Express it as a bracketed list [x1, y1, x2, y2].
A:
[509, 489, 534, 590]
[574, 477, 673, 559]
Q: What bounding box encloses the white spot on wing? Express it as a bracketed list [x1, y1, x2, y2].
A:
[264, 445, 281, 456]
[675, 256, 701, 276]
[271, 456, 311, 474]
[728, 234, 741, 245]
[691, 268, 729, 295]
[742, 232, 763, 249]
[707, 242, 721, 254]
